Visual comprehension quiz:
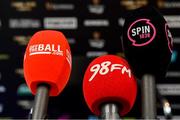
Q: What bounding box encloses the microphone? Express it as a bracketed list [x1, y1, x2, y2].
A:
[83, 55, 137, 119]
[122, 6, 173, 119]
[23, 30, 72, 119]
[122, 6, 173, 79]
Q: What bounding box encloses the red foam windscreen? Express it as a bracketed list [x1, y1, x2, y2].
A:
[24, 30, 72, 96]
[83, 55, 137, 116]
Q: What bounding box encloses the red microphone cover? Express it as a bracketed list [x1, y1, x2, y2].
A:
[24, 30, 72, 96]
[83, 55, 137, 116]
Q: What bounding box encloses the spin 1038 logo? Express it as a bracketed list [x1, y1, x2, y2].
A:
[127, 18, 156, 47]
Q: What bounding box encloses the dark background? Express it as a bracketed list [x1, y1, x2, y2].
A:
[0, 0, 180, 119]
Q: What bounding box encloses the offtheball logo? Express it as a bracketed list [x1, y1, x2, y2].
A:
[28, 44, 72, 68]
[165, 23, 173, 53]
[127, 18, 156, 47]
[29, 44, 63, 56]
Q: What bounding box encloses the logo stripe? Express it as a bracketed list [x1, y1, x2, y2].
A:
[29, 52, 51, 56]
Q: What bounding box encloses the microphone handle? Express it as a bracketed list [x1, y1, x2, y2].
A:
[32, 84, 50, 119]
[142, 74, 157, 119]
[101, 103, 120, 120]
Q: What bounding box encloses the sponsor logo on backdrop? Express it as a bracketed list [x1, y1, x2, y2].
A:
[127, 18, 156, 47]
[158, 116, 180, 119]
[17, 100, 33, 110]
[0, 85, 6, 93]
[157, 0, 180, 9]
[0, 104, 3, 113]
[120, 0, 148, 10]
[67, 38, 76, 44]
[118, 18, 125, 27]
[0, 54, 10, 61]
[11, 1, 37, 12]
[84, 19, 109, 27]
[171, 104, 180, 109]
[88, 5, 104, 15]
[88, 31, 105, 49]
[9, 19, 41, 29]
[166, 71, 180, 77]
[44, 17, 77, 29]
[164, 15, 180, 28]
[45, 2, 74, 11]
[171, 50, 178, 63]
[88, 0, 104, 14]
[13, 35, 31, 45]
[157, 84, 180, 95]
[15, 68, 24, 77]
[86, 51, 108, 58]
[173, 37, 180, 44]
[17, 83, 32, 96]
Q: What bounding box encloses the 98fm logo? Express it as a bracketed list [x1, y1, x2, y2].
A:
[89, 61, 131, 82]
[127, 19, 156, 47]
